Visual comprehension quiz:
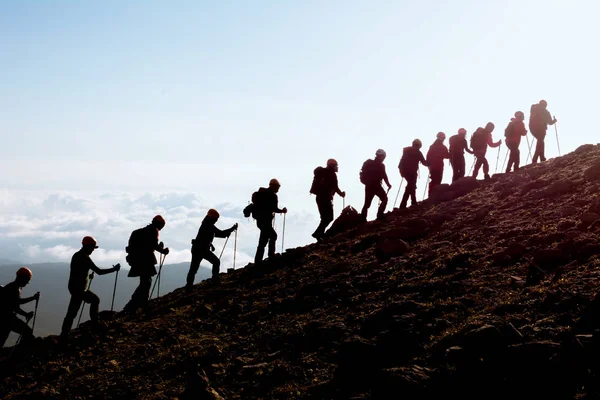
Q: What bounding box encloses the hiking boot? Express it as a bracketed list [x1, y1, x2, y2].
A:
[376, 214, 386, 221]
[184, 284, 193, 293]
[484, 174, 491, 180]
[311, 232, 324, 242]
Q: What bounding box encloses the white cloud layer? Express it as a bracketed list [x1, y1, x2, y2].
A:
[0, 189, 322, 273]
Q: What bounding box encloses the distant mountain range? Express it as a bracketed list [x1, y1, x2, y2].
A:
[0, 260, 211, 346]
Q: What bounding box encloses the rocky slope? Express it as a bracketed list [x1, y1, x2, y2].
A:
[4, 144, 600, 399]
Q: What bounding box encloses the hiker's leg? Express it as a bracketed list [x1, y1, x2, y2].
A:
[83, 290, 100, 323]
[375, 185, 388, 219]
[314, 195, 333, 237]
[0, 326, 9, 348]
[408, 174, 418, 205]
[255, 220, 270, 263]
[361, 185, 376, 220]
[267, 225, 278, 258]
[514, 147, 521, 170]
[473, 154, 483, 177]
[187, 251, 202, 286]
[11, 315, 34, 345]
[482, 157, 490, 176]
[61, 294, 83, 336]
[203, 251, 220, 280]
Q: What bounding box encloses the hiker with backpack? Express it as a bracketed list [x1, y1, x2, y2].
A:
[0, 267, 39, 348]
[310, 158, 346, 242]
[470, 122, 501, 180]
[186, 209, 238, 290]
[449, 128, 473, 182]
[504, 111, 528, 173]
[359, 149, 392, 221]
[60, 236, 120, 342]
[426, 132, 450, 196]
[530, 100, 557, 163]
[123, 215, 170, 313]
[398, 140, 429, 209]
[246, 179, 287, 264]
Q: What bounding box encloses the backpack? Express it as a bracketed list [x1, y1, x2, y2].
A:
[504, 121, 515, 139]
[125, 227, 145, 265]
[359, 159, 379, 185]
[470, 128, 487, 149]
[310, 167, 327, 195]
[249, 188, 269, 219]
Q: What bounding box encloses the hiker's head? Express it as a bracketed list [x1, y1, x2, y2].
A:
[458, 128, 467, 137]
[16, 267, 32, 287]
[326, 158, 339, 172]
[436, 132, 446, 142]
[514, 111, 525, 121]
[485, 122, 495, 132]
[206, 208, 220, 223]
[412, 139, 422, 149]
[269, 178, 281, 193]
[375, 149, 386, 161]
[539, 99, 548, 109]
[152, 215, 166, 230]
[82, 236, 99, 254]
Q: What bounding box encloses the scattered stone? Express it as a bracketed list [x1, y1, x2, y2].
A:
[375, 238, 410, 263]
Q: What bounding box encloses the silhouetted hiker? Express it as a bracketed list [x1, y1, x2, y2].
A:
[186, 209, 238, 290]
[504, 111, 528, 173]
[449, 128, 473, 182]
[398, 140, 428, 209]
[59, 237, 120, 341]
[249, 179, 287, 264]
[360, 149, 392, 221]
[426, 132, 450, 196]
[530, 100, 557, 163]
[0, 268, 39, 348]
[470, 122, 501, 180]
[310, 158, 346, 242]
[123, 215, 170, 313]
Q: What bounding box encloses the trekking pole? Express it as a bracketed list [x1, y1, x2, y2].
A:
[111, 266, 119, 312]
[494, 146, 501, 173]
[554, 117, 561, 156]
[233, 229, 238, 269]
[501, 148, 509, 172]
[422, 176, 429, 201]
[219, 236, 230, 260]
[77, 272, 94, 328]
[393, 178, 404, 209]
[149, 254, 166, 300]
[31, 296, 39, 335]
[525, 135, 533, 164]
[468, 158, 475, 176]
[281, 213, 286, 253]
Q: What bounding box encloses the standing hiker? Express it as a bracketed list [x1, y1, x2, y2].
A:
[530, 100, 557, 163]
[504, 111, 528, 173]
[60, 236, 120, 341]
[123, 215, 170, 313]
[449, 128, 473, 182]
[426, 132, 450, 196]
[359, 149, 392, 222]
[248, 179, 287, 264]
[398, 140, 429, 209]
[186, 209, 238, 290]
[471, 122, 501, 180]
[0, 268, 39, 348]
[310, 158, 346, 242]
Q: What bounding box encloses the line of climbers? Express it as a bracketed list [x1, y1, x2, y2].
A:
[0, 100, 558, 349]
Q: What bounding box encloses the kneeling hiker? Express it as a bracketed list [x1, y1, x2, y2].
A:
[398, 139, 428, 209]
[360, 149, 392, 221]
[426, 132, 450, 196]
[186, 209, 238, 290]
[123, 215, 170, 313]
[60, 236, 120, 340]
[504, 111, 528, 173]
[310, 158, 346, 242]
[449, 128, 473, 182]
[0, 268, 39, 348]
[471, 122, 501, 180]
[247, 179, 287, 264]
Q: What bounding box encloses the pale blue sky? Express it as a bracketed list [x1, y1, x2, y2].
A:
[1, 1, 599, 263]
